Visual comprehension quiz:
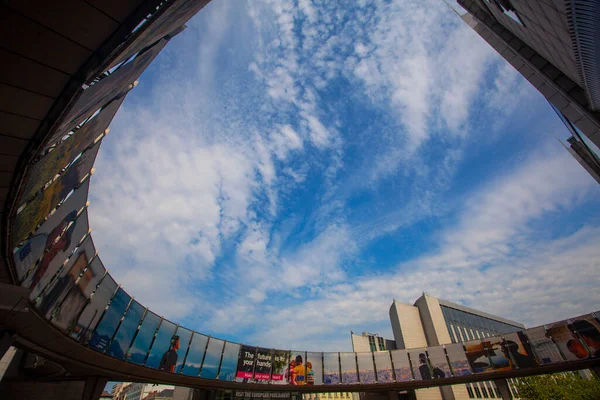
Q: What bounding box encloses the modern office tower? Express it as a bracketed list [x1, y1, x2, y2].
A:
[457, 0, 600, 179]
[351, 332, 397, 353]
[385, 294, 525, 400]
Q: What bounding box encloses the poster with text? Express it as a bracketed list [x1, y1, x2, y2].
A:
[236, 345, 257, 381]
[270, 350, 290, 384]
[254, 348, 273, 382]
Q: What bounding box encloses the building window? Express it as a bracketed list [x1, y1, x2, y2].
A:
[474, 385, 482, 398]
[466, 384, 475, 398]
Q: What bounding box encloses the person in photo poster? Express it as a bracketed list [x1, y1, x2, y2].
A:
[285, 359, 297, 384]
[158, 335, 180, 372]
[306, 362, 315, 385]
[568, 319, 600, 358]
[293, 355, 306, 385]
[500, 336, 538, 369]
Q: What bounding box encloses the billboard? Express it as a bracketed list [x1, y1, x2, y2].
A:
[444, 343, 472, 377]
[72, 274, 118, 343]
[13, 178, 90, 282]
[107, 300, 145, 359]
[390, 350, 412, 382]
[339, 352, 358, 384]
[500, 332, 538, 369]
[145, 319, 177, 369]
[425, 347, 450, 379]
[545, 320, 589, 361]
[220, 342, 241, 381]
[271, 350, 290, 384]
[88, 288, 131, 352]
[407, 349, 429, 381]
[522, 326, 564, 365]
[463, 339, 493, 373]
[356, 352, 376, 384]
[236, 345, 257, 381]
[12, 140, 100, 247]
[567, 314, 600, 359]
[254, 348, 274, 382]
[289, 351, 307, 385]
[182, 333, 209, 376]
[373, 351, 394, 383]
[23, 95, 126, 204]
[175, 328, 194, 373]
[323, 352, 340, 385]
[305, 352, 322, 385]
[126, 310, 160, 365]
[200, 338, 225, 379]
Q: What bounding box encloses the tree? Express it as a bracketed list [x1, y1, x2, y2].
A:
[514, 372, 600, 400]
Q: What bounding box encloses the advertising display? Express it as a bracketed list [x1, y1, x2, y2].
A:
[339, 352, 358, 384]
[54, 40, 167, 138]
[72, 274, 117, 343]
[200, 338, 225, 379]
[12, 140, 100, 247]
[220, 342, 241, 381]
[182, 333, 209, 376]
[254, 348, 274, 382]
[522, 326, 564, 365]
[464, 340, 493, 373]
[444, 343, 472, 376]
[236, 345, 257, 381]
[145, 319, 177, 369]
[88, 288, 131, 352]
[323, 353, 340, 385]
[390, 350, 412, 382]
[271, 350, 290, 384]
[356, 352, 375, 383]
[26, 209, 90, 306]
[126, 310, 160, 365]
[499, 332, 538, 369]
[425, 347, 451, 379]
[545, 320, 588, 361]
[305, 352, 323, 385]
[175, 328, 194, 373]
[481, 337, 512, 371]
[373, 351, 394, 383]
[407, 349, 430, 380]
[14, 178, 90, 282]
[23, 95, 125, 205]
[108, 0, 206, 69]
[36, 233, 94, 319]
[288, 351, 307, 385]
[107, 300, 145, 359]
[568, 314, 600, 358]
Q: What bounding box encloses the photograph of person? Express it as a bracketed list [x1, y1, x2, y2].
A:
[417, 353, 445, 380]
[158, 335, 180, 372]
[568, 318, 600, 358]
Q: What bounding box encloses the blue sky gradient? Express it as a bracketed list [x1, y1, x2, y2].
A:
[90, 0, 600, 352]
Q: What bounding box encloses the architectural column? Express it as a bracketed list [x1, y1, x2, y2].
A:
[82, 377, 108, 400]
[493, 379, 512, 400]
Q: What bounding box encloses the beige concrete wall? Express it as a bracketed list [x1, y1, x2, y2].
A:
[389, 302, 428, 349]
[351, 334, 371, 352]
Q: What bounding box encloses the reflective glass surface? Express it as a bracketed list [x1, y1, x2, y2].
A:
[339, 352, 358, 384]
[289, 351, 307, 385]
[72, 274, 117, 343]
[546, 320, 588, 361]
[254, 348, 273, 382]
[107, 300, 144, 359]
[463, 339, 492, 373]
[127, 310, 160, 365]
[522, 326, 564, 365]
[501, 332, 539, 369]
[182, 333, 209, 376]
[373, 351, 394, 383]
[568, 314, 600, 359]
[426, 347, 450, 379]
[306, 352, 323, 385]
[444, 343, 472, 376]
[390, 350, 411, 382]
[323, 352, 340, 385]
[145, 319, 177, 369]
[200, 338, 224, 379]
[175, 327, 194, 373]
[89, 288, 131, 352]
[356, 352, 375, 384]
[271, 350, 290, 384]
[220, 342, 240, 381]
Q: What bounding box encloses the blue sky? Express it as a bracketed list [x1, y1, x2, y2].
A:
[90, 0, 600, 352]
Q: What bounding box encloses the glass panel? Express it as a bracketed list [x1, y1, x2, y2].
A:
[306, 352, 323, 385]
[356, 352, 375, 384]
[500, 332, 538, 369]
[174, 328, 193, 373]
[236, 345, 256, 382]
[464, 339, 492, 373]
[522, 326, 564, 365]
[254, 348, 273, 383]
[89, 288, 131, 352]
[182, 333, 209, 377]
[482, 336, 511, 371]
[289, 351, 307, 385]
[220, 342, 240, 381]
[390, 349, 412, 382]
[145, 320, 178, 370]
[36, 236, 94, 319]
[106, 300, 144, 359]
[373, 351, 394, 383]
[271, 350, 290, 384]
[408, 349, 428, 380]
[13, 179, 90, 281]
[568, 314, 600, 359]
[323, 352, 340, 385]
[339, 352, 357, 384]
[72, 274, 117, 343]
[546, 320, 588, 361]
[426, 347, 450, 379]
[126, 310, 160, 365]
[200, 338, 224, 379]
[444, 343, 472, 376]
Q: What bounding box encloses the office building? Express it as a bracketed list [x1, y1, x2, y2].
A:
[351, 332, 397, 353]
[457, 0, 600, 181]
